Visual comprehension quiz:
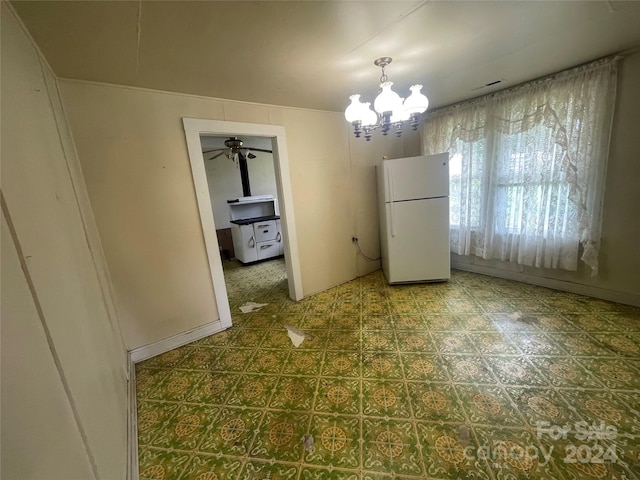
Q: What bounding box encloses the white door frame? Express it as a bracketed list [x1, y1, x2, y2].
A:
[182, 118, 303, 328]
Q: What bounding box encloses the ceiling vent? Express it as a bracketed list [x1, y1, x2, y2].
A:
[472, 78, 506, 91]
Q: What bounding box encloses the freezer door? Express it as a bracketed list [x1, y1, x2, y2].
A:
[380, 153, 449, 202]
[383, 197, 450, 283]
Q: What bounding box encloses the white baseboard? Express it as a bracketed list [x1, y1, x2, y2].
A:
[127, 355, 139, 480]
[452, 261, 640, 307]
[130, 320, 227, 363]
[127, 320, 229, 478]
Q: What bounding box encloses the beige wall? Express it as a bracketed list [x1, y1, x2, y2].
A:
[349, 127, 421, 277]
[439, 52, 640, 306]
[1, 4, 128, 479]
[59, 79, 411, 349]
[59, 82, 223, 349]
[1, 214, 97, 480]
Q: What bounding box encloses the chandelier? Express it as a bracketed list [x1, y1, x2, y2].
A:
[344, 57, 429, 141]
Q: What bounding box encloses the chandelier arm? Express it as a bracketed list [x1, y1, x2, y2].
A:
[352, 120, 363, 138]
[410, 113, 421, 131]
[364, 127, 373, 142]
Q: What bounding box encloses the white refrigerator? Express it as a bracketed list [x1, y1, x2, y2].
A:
[377, 153, 450, 284]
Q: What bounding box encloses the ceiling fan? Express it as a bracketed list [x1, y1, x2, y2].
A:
[203, 137, 273, 161]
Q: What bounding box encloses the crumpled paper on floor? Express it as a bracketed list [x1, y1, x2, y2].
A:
[302, 434, 314, 452]
[239, 301, 268, 313]
[283, 324, 314, 347]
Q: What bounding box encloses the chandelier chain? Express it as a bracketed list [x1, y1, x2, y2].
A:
[380, 65, 388, 83]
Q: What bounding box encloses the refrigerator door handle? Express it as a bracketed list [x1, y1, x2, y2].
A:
[388, 169, 396, 237]
[390, 203, 395, 237]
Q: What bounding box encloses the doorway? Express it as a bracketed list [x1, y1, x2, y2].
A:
[182, 118, 303, 329]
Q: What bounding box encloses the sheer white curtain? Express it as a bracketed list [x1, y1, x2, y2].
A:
[422, 57, 617, 275]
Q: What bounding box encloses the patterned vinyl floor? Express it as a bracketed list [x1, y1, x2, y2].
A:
[136, 258, 640, 480]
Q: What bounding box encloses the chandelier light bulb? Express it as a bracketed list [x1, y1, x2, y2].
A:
[403, 84, 429, 114]
[374, 81, 403, 114]
[361, 103, 377, 127]
[391, 98, 410, 123]
[344, 94, 365, 123]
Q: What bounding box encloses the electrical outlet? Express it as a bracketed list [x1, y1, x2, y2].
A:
[352, 236, 358, 243]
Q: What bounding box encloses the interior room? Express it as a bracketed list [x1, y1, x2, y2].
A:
[200, 133, 293, 319]
[2, 2, 639, 480]
[201, 136, 278, 254]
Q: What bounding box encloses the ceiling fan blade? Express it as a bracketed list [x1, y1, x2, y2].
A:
[245, 147, 273, 154]
[203, 148, 224, 154]
[208, 152, 225, 160]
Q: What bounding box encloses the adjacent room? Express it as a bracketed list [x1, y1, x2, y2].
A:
[199, 134, 289, 300]
[2, 2, 639, 480]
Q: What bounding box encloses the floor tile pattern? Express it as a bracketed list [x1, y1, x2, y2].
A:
[137, 259, 640, 479]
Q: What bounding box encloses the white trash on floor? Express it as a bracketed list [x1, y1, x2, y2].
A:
[283, 324, 313, 347]
[239, 301, 268, 313]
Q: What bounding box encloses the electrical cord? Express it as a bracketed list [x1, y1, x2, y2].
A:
[354, 238, 381, 261]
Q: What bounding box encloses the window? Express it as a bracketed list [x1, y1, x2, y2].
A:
[424, 57, 618, 275]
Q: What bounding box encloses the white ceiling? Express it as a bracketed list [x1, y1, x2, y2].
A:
[12, 1, 640, 112]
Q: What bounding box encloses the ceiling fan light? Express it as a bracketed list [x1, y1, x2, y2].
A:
[345, 94, 365, 123]
[374, 81, 402, 114]
[403, 84, 429, 114]
[224, 137, 243, 150]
